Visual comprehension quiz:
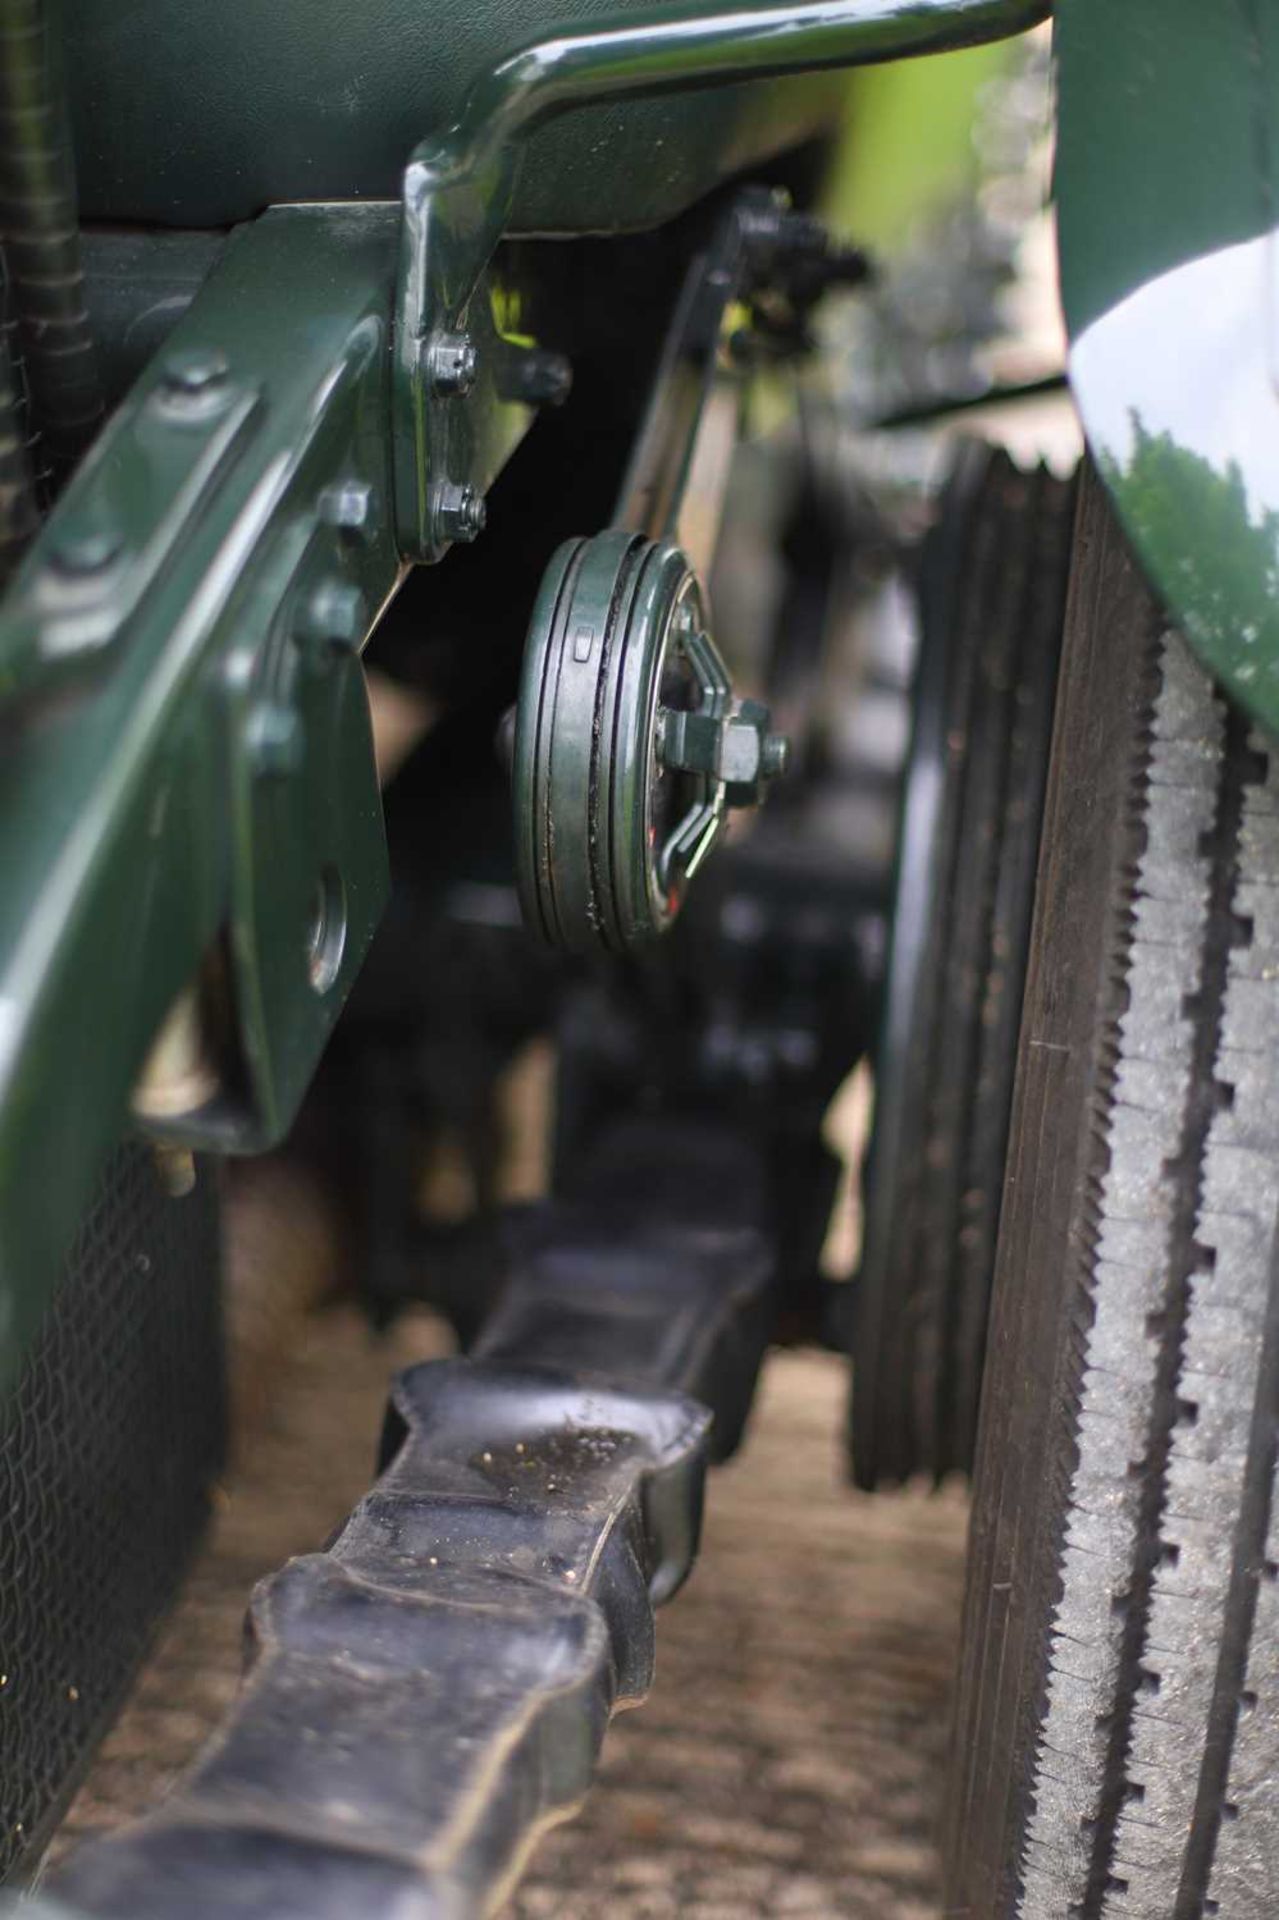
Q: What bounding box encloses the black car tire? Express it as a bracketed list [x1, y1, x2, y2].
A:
[852, 443, 1076, 1486]
[947, 462, 1279, 1918]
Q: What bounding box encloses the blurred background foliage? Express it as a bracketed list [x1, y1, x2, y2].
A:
[826, 41, 1015, 250]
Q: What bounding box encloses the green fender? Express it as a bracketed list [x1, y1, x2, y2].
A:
[1058, 0, 1279, 736]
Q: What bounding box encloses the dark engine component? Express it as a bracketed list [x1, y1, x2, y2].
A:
[0, 1143, 224, 1876]
[852, 443, 1077, 1486]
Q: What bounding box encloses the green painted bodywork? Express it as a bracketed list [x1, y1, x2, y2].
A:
[1058, 0, 1279, 735]
[63, 0, 1047, 237]
[63, 0, 844, 235]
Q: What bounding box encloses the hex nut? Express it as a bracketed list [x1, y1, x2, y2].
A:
[297, 579, 368, 653]
[425, 331, 479, 397]
[432, 482, 487, 546]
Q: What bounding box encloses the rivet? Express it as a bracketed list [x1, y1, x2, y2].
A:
[161, 347, 230, 397]
[246, 702, 305, 777]
[432, 481, 487, 546]
[297, 579, 368, 654]
[47, 520, 123, 576]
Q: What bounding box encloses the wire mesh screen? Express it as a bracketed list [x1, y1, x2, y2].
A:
[0, 1142, 225, 1876]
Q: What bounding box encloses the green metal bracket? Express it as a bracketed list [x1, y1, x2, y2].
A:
[392, 0, 1051, 559]
[0, 205, 403, 1383]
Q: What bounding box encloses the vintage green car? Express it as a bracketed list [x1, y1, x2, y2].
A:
[1, 1, 1276, 1914]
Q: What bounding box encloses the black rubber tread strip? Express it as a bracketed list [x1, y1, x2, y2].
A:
[853, 442, 999, 1488]
[1076, 677, 1248, 1918]
[907, 451, 1034, 1477]
[947, 461, 1279, 1920]
[1123, 722, 1279, 1920]
[943, 461, 1076, 1476]
[1011, 623, 1221, 1914]
[853, 445, 1075, 1488]
[1198, 748, 1279, 1917]
[944, 461, 1167, 1916]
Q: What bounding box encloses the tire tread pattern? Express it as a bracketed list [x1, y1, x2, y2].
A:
[947, 465, 1279, 1920]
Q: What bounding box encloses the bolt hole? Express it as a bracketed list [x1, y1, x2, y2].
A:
[306, 865, 347, 994]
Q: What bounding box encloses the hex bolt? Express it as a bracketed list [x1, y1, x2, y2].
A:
[245, 701, 304, 777]
[318, 479, 375, 539]
[424, 330, 479, 397]
[47, 520, 123, 576]
[297, 579, 368, 654]
[762, 733, 790, 779]
[432, 481, 487, 546]
[160, 347, 230, 399]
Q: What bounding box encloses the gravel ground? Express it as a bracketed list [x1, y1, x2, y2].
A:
[52, 1294, 968, 1917]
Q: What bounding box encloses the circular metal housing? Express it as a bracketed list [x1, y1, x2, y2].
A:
[514, 530, 729, 953]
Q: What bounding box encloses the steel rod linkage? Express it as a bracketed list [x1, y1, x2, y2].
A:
[394, 0, 1052, 555]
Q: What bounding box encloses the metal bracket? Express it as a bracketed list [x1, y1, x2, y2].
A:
[392, 0, 1052, 560]
[0, 207, 403, 1383]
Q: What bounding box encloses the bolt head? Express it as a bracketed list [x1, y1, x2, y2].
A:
[48, 519, 123, 576]
[432, 481, 487, 546]
[318, 479, 375, 538]
[425, 331, 479, 397]
[245, 702, 304, 777]
[298, 579, 368, 653]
